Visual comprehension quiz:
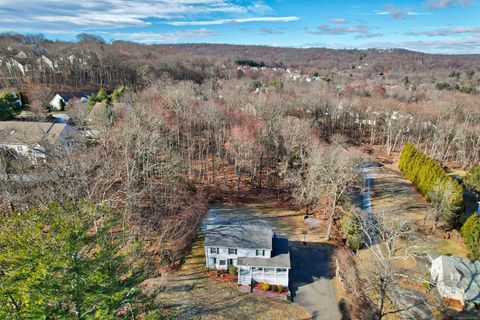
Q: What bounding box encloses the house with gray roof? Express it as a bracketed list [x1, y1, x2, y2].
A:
[430, 255, 480, 308]
[205, 224, 290, 288]
[49, 92, 92, 110]
[0, 121, 80, 163]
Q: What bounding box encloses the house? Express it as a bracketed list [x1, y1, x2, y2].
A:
[49, 92, 91, 110]
[0, 121, 80, 163]
[430, 254, 480, 309]
[205, 224, 291, 288]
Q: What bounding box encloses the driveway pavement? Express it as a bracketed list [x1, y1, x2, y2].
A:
[290, 243, 342, 320]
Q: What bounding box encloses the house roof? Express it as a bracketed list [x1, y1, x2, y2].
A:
[205, 224, 272, 250]
[0, 121, 73, 146]
[237, 236, 291, 268]
[55, 92, 91, 101]
[435, 256, 480, 303]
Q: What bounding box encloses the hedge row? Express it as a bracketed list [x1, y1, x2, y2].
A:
[461, 213, 480, 260]
[399, 144, 463, 219]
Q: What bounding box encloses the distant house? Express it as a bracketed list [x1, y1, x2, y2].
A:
[205, 224, 291, 288]
[49, 92, 91, 110]
[430, 254, 480, 309]
[0, 121, 80, 163]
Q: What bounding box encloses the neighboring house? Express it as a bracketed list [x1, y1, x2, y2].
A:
[0, 121, 79, 163]
[49, 92, 91, 110]
[430, 254, 480, 309]
[205, 224, 291, 288]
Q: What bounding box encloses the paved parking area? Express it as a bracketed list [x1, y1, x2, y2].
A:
[289, 243, 341, 320]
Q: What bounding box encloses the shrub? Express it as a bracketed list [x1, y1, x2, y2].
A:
[228, 265, 237, 276]
[268, 80, 284, 92]
[464, 167, 480, 194]
[341, 212, 362, 251]
[261, 283, 270, 291]
[271, 285, 277, 292]
[111, 85, 128, 101]
[461, 213, 480, 260]
[435, 82, 450, 90]
[249, 80, 262, 91]
[87, 93, 97, 106]
[399, 144, 463, 227]
[96, 89, 109, 102]
[276, 285, 285, 293]
[0, 91, 20, 120]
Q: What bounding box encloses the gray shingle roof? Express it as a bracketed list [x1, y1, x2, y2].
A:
[438, 256, 480, 303]
[0, 121, 55, 145]
[237, 236, 290, 268]
[205, 224, 272, 250]
[56, 92, 92, 101]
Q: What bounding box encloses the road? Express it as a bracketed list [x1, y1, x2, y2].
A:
[289, 243, 342, 320]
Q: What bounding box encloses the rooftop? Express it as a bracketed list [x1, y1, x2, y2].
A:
[436, 255, 480, 303]
[55, 92, 92, 101]
[0, 121, 73, 146]
[237, 236, 291, 268]
[205, 224, 272, 250]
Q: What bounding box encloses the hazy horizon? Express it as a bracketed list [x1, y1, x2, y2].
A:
[1, 0, 479, 54]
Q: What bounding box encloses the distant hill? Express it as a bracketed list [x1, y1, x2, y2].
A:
[1, 32, 479, 91]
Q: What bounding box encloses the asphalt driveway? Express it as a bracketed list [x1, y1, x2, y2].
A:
[290, 243, 342, 320]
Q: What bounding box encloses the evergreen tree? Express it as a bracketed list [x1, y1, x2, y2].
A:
[461, 213, 480, 260]
[399, 144, 464, 227]
[0, 201, 142, 319]
[464, 166, 480, 194]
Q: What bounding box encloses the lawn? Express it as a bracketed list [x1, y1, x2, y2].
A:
[354, 161, 469, 319]
[370, 162, 467, 256]
[155, 233, 310, 320]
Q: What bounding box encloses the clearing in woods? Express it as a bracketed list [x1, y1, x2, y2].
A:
[155, 196, 321, 320]
[368, 162, 467, 257]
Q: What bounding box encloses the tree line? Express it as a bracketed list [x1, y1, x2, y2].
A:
[399, 143, 463, 228]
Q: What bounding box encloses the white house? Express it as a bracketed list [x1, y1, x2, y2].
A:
[430, 254, 480, 309]
[0, 121, 80, 163]
[205, 224, 291, 288]
[49, 92, 91, 110]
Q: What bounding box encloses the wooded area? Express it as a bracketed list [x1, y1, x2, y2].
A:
[1, 34, 480, 318]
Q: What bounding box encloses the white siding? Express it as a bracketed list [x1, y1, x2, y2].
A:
[0, 143, 46, 163]
[49, 94, 65, 110]
[238, 266, 289, 286]
[205, 246, 272, 270]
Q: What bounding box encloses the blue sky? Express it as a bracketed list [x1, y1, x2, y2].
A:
[0, 0, 479, 53]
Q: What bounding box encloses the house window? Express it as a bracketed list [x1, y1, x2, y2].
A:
[264, 268, 274, 276]
[252, 267, 263, 275]
[212, 258, 217, 264]
[16, 145, 22, 151]
[228, 258, 234, 265]
[240, 267, 249, 275]
[276, 268, 287, 275]
[210, 247, 219, 254]
[219, 260, 226, 266]
[256, 249, 265, 256]
[228, 248, 237, 255]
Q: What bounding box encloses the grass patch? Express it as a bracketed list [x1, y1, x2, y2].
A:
[437, 239, 468, 257]
[155, 231, 310, 319]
